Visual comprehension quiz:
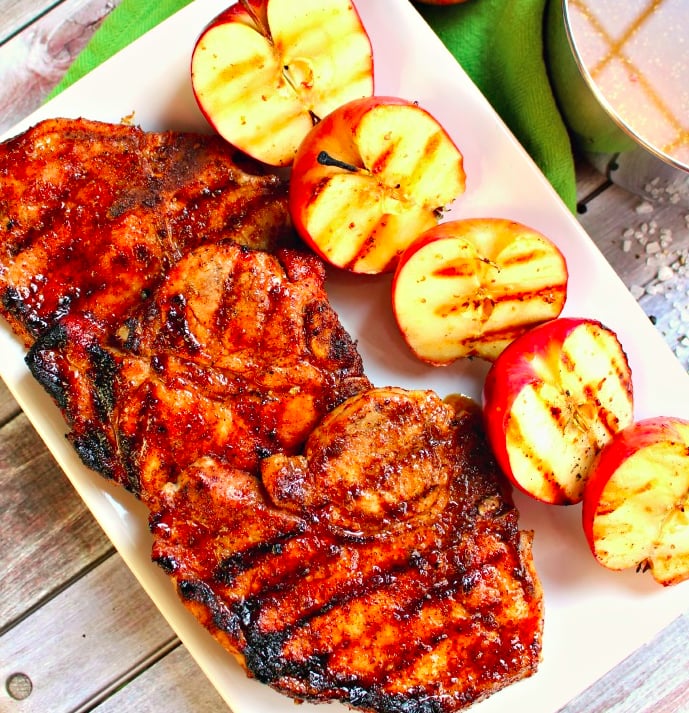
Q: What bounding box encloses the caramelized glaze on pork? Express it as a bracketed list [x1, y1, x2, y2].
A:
[26, 242, 369, 510]
[0, 117, 292, 346]
[151, 391, 543, 711]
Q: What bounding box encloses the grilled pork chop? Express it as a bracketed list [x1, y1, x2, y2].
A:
[0, 117, 292, 346]
[26, 242, 370, 510]
[151, 389, 543, 711]
[1, 118, 543, 712]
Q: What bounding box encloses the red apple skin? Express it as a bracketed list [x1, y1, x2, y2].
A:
[582, 416, 689, 585]
[583, 417, 686, 548]
[482, 317, 634, 505]
[289, 95, 465, 273]
[483, 331, 543, 485]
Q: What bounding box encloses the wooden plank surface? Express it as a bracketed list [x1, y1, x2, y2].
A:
[2, 553, 179, 712]
[0, 2, 688, 713]
[94, 645, 228, 713]
[0, 0, 58, 41]
[0, 379, 21, 425]
[0, 0, 121, 134]
[0, 412, 112, 632]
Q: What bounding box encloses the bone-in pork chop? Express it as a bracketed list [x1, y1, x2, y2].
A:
[151, 389, 543, 711]
[26, 242, 370, 510]
[0, 117, 292, 346]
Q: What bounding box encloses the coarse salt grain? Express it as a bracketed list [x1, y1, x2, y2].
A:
[657, 265, 675, 282]
[635, 201, 655, 214]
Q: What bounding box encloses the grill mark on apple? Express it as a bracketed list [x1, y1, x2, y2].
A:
[341, 216, 396, 273]
[370, 143, 397, 175]
[588, 388, 628, 437]
[406, 131, 444, 189]
[562, 334, 633, 436]
[507, 415, 573, 503]
[499, 247, 545, 267]
[432, 283, 567, 322]
[432, 261, 482, 278]
[201, 54, 265, 97]
[423, 131, 443, 162]
[470, 324, 536, 345]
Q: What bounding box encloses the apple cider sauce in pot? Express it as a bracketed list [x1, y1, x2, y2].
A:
[547, 0, 689, 204]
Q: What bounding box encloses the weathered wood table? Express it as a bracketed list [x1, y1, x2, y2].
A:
[1, 1, 688, 712]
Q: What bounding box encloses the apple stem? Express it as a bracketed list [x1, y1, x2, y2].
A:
[240, 0, 271, 40]
[317, 151, 361, 173]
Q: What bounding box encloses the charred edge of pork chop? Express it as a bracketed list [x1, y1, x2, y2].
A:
[24, 315, 131, 485]
[150, 392, 544, 713]
[0, 117, 293, 347]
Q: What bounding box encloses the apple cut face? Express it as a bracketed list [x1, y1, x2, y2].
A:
[483, 318, 634, 505]
[583, 417, 689, 586]
[191, 0, 374, 166]
[298, 171, 444, 273]
[289, 97, 466, 274]
[392, 218, 568, 364]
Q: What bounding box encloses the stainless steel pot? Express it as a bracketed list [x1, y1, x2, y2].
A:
[546, 0, 689, 206]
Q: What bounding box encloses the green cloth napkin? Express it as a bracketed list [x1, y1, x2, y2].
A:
[48, 0, 193, 99]
[416, 0, 576, 211]
[49, 0, 576, 211]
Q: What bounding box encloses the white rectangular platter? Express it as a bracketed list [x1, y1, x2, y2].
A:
[2, 1, 689, 712]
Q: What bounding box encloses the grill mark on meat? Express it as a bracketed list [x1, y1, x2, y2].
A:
[25, 241, 370, 510]
[232, 571, 504, 711]
[70, 429, 119, 480]
[86, 342, 119, 420]
[23, 321, 70, 409]
[214, 528, 312, 585]
[179, 578, 246, 644]
[2, 286, 48, 341]
[236, 525, 518, 673]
